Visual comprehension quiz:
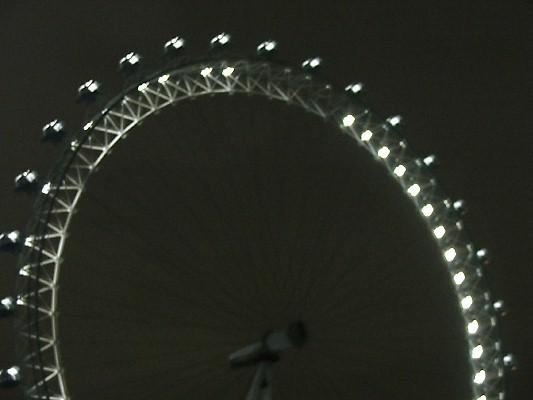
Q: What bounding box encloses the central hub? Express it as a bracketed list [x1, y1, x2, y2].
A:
[229, 321, 307, 369]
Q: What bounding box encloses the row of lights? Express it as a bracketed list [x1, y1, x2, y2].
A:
[3, 32, 514, 398]
[339, 110, 513, 398]
[78, 33, 280, 104]
[0, 32, 243, 392]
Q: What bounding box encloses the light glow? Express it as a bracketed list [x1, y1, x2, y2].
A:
[474, 369, 486, 384]
[345, 82, 364, 94]
[468, 320, 479, 334]
[7, 231, 19, 242]
[121, 52, 141, 66]
[24, 236, 34, 247]
[137, 82, 149, 92]
[158, 74, 170, 83]
[433, 225, 446, 239]
[393, 165, 406, 177]
[476, 396, 487, 400]
[387, 115, 402, 126]
[41, 182, 51, 195]
[407, 184, 421, 197]
[444, 247, 456, 261]
[83, 121, 93, 131]
[257, 40, 277, 53]
[342, 114, 355, 127]
[377, 146, 390, 159]
[361, 130, 373, 141]
[421, 203, 434, 217]
[6, 366, 19, 378]
[200, 67, 213, 77]
[165, 36, 185, 51]
[303, 57, 321, 69]
[461, 295, 473, 310]
[453, 271, 466, 285]
[222, 66, 235, 77]
[472, 344, 483, 359]
[211, 33, 230, 46]
[1, 297, 13, 307]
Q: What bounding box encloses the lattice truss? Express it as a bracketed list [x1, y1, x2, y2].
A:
[13, 59, 505, 400]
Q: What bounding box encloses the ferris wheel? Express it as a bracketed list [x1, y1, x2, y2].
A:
[0, 33, 514, 400]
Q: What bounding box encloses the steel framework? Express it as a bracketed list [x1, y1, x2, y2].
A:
[13, 57, 505, 400]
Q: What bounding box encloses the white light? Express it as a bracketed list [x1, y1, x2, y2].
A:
[200, 67, 213, 77]
[7, 366, 19, 377]
[407, 184, 421, 197]
[264, 41, 276, 51]
[444, 247, 456, 262]
[222, 66, 235, 77]
[41, 182, 51, 195]
[122, 52, 140, 66]
[165, 36, 185, 51]
[137, 82, 149, 91]
[257, 40, 277, 53]
[307, 57, 321, 68]
[361, 130, 373, 141]
[473, 369, 486, 384]
[87, 81, 99, 92]
[387, 115, 402, 126]
[24, 236, 34, 247]
[19, 265, 30, 277]
[433, 225, 446, 239]
[345, 82, 364, 94]
[472, 345, 484, 359]
[302, 57, 322, 70]
[1, 297, 13, 307]
[83, 121, 93, 131]
[453, 271, 466, 285]
[377, 146, 390, 159]
[342, 114, 355, 127]
[421, 203, 434, 217]
[7, 231, 19, 242]
[16, 297, 25, 306]
[211, 33, 231, 46]
[476, 396, 487, 400]
[468, 320, 479, 334]
[21, 170, 37, 183]
[461, 295, 473, 310]
[393, 165, 406, 177]
[158, 74, 170, 83]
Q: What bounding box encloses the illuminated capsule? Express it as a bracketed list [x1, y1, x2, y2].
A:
[301, 57, 322, 71]
[345, 82, 364, 95]
[42, 119, 66, 142]
[256, 40, 278, 56]
[503, 354, 516, 369]
[15, 170, 38, 192]
[0, 231, 22, 252]
[118, 52, 142, 74]
[0, 366, 21, 388]
[77, 79, 101, 103]
[475, 248, 490, 265]
[422, 154, 439, 169]
[164, 36, 185, 55]
[452, 199, 467, 216]
[210, 32, 231, 49]
[0, 297, 15, 317]
[386, 115, 402, 127]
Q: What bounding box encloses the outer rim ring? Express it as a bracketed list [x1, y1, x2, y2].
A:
[14, 57, 505, 400]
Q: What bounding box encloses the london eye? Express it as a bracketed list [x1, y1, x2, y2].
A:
[0, 23, 518, 400]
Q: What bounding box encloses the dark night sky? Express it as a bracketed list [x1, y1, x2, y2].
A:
[0, 1, 531, 399]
